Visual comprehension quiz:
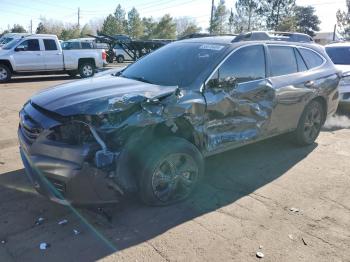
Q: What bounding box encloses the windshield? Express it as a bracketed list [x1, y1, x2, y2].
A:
[0, 37, 13, 45]
[326, 47, 350, 65]
[121, 42, 227, 87]
[2, 38, 22, 50]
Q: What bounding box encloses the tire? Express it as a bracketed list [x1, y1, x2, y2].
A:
[117, 55, 124, 63]
[0, 64, 11, 83]
[67, 71, 77, 78]
[138, 137, 204, 206]
[79, 62, 95, 78]
[294, 100, 324, 146]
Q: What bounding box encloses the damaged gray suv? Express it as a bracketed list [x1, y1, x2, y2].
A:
[18, 36, 340, 206]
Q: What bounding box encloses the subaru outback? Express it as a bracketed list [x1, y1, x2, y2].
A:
[18, 36, 340, 206]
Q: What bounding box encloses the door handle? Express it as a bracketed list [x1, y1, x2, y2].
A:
[304, 81, 315, 88]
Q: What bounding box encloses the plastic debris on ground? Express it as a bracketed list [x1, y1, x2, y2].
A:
[302, 237, 308, 246]
[288, 234, 294, 240]
[73, 229, 80, 235]
[35, 217, 45, 226]
[289, 207, 300, 213]
[256, 251, 264, 258]
[58, 219, 68, 226]
[39, 243, 50, 250]
[1, 239, 6, 244]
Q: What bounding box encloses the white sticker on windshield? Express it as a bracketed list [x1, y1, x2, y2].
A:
[199, 44, 224, 51]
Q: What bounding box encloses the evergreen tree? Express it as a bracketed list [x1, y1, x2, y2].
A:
[127, 7, 144, 39]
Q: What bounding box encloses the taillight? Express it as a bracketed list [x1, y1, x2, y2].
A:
[102, 51, 106, 60]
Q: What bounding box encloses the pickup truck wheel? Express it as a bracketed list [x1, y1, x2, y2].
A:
[79, 62, 95, 78]
[138, 137, 204, 206]
[117, 55, 124, 63]
[294, 100, 324, 146]
[0, 64, 11, 83]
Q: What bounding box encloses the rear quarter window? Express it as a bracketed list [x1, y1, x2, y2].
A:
[299, 48, 324, 69]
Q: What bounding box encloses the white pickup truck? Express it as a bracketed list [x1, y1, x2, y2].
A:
[0, 34, 107, 82]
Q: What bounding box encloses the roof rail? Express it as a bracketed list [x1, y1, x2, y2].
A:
[232, 31, 314, 43]
[179, 33, 238, 40]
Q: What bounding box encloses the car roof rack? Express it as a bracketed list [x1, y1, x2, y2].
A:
[179, 33, 238, 40]
[232, 31, 314, 43]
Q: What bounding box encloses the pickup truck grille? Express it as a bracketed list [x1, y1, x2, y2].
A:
[19, 110, 42, 144]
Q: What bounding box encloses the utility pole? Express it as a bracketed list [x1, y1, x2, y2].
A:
[210, 0, 214, 34]
[30, 19, 33, 34]
[333, 24, 337, 41]
[78, 7, 80, 28]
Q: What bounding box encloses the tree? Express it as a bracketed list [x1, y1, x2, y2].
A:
[175, 17, 201, 37]
[260, 0, 296, 30]
[60, 26, 80, 40]
[337, 0, 350, 38]
[127, 7, 144, 39]
[209, 0, 229, 34]
[142, 17, 158, 39]
[101, 14, 118, 35]
[37, 17, 64, 36]
[11, 24, 27, 33]
[153, 14, 176, 39]
[294, 6, 320, 36]
[114, 4, 128, 34]
[36, 22, 47, 34]
[233, 0, 262, 32]
[80, 24, 93, 37]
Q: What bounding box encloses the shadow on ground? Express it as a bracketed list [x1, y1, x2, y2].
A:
[0, 135, 317, 261]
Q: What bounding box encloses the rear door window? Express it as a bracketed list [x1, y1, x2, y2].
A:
[43, 39, 58, 51]
[295, 49, 308, 72]
[268, 46, 298, 77]
[299, 48, 324, 69]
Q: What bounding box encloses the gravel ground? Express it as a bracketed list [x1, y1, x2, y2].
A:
[0, 70, 349, 262]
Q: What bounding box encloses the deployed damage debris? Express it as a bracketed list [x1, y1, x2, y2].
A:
[18, 34, 340, 206]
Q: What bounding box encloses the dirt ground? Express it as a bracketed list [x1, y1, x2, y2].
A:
[0, 71, 349, 262]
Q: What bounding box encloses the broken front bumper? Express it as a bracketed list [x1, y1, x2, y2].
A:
[18, 103, 123, 206]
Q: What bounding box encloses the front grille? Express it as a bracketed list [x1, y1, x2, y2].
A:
[19, 110, 42, 144]
[46, 177, 66, 195]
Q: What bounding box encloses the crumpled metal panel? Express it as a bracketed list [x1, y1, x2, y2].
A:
[203, 79, 276, 152]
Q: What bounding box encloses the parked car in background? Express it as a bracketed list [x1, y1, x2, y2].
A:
[0, 34, 107, 82]
[326, 42, 350, 111]
[114, 43, 132, 63]
[0, 33, 29, 48]
[18, 36, 340, 207]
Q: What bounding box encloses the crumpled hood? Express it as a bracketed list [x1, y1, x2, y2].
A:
[31, 75, 177, 116]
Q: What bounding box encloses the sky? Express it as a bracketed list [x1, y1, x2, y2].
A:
[0, 0, 347, 33]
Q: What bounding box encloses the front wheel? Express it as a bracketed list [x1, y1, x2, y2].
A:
[294, 100, 324, 146]
[138, 137, 204, 206]
[0, 64, 11, 83]
[116, 55, 124, 63]
[79, 62, 95, 78]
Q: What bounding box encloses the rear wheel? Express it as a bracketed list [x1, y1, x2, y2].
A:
[138, 137, 204, 206]
[0, 64, 11, 83]
[79, 62, 95, 78]
[294, 100, 324, 146]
